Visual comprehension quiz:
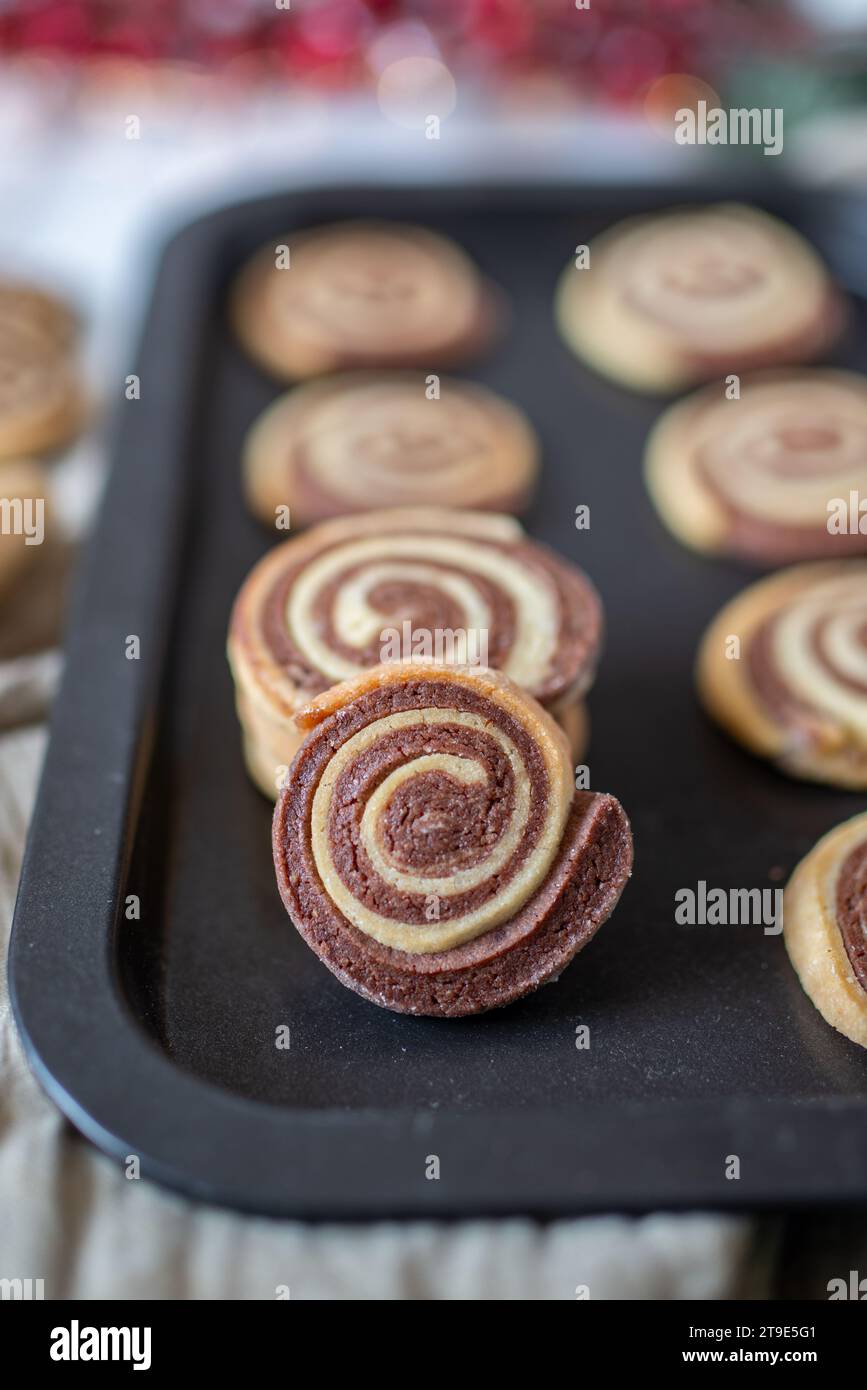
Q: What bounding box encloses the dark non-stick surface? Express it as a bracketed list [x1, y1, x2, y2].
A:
[10, 183, 867, 1216]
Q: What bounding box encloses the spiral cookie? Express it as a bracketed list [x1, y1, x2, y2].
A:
[784, 812, 867, 1049]
[273, 663, 632, 1016]
[228, 508, 601, 796]
[556, 204, 842, 393]
[697, 561, 867, 787]
[232, 221, 499, 380]
[243, 373, 538, 527]
[0, 280, 83, 458]
[646, 371, 867, 564]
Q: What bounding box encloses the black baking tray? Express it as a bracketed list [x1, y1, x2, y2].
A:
[10, 181, 867, 1218]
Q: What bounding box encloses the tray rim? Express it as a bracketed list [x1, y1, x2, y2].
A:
[10, 180, 867, 1219]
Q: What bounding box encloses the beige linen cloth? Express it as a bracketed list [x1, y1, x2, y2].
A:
[0, 462, 761, 1302]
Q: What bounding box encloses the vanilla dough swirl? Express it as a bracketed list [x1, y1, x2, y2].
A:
[228, 508, 600, 796]
[556, 204, 842, 393]
[697, 562, 867, 788]
[646, 371, 867, 563]
[232, 221, 498, 380]
[273, 664, 632, 1016]
[243, 373, 538, 526]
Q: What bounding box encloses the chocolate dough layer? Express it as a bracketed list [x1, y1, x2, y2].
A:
[837, 839, 867, 993]
[327, 721, 537, 924]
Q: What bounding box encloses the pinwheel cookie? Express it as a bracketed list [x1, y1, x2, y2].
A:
[556, 204, 842, 393]
[232, 221, 499, 380]
[697, 561, 867, 788]
[273, 663, 632, 1017]
[645, 371, 867, 564]
[0, 280, 83, 459]
[242, 373, 538, 527]
[228, 508, 601, 796]
[784, 811, 867, 1049]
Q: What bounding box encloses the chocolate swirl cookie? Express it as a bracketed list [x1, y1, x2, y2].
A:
[232, 221, 499, 380]
[646, 370, 867, 564]
[242, 372, 538, 527]
[0, 280, 83, 459]
[784, 812, 867, 1049]
[273, 663, 632, 1016]
[697, 561, 867, 788]
[228, 508, 601, 796]
[556, 204, 842, 393]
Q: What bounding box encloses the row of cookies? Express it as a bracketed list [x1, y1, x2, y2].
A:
[226, 208, 864, 1039]
[233, 222, 542, 526]
[227, 220, 633, 1016]
[653, 366, 867, 1047]
[228, 219, 602, 791]
[237, 205, 843, 392]
[556, 201, 867, 1050]
[232, 209, 867, 566]
[565, 206, 867, 782]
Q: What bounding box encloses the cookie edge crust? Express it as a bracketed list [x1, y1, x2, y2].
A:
[783, 811, 867, 1049]
[643, 385, 729, 552]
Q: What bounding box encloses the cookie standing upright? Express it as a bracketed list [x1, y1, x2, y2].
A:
[696, 561, 867, 788]
[242, 372, 539, 527]
[272, 662, 632, 1017]
[784, 812, 867, 1049]
[232, 220, 500, 380]
[556, 204, 843, 393]
[228, 508, 602, 796]
[645, 370, 867, 563]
